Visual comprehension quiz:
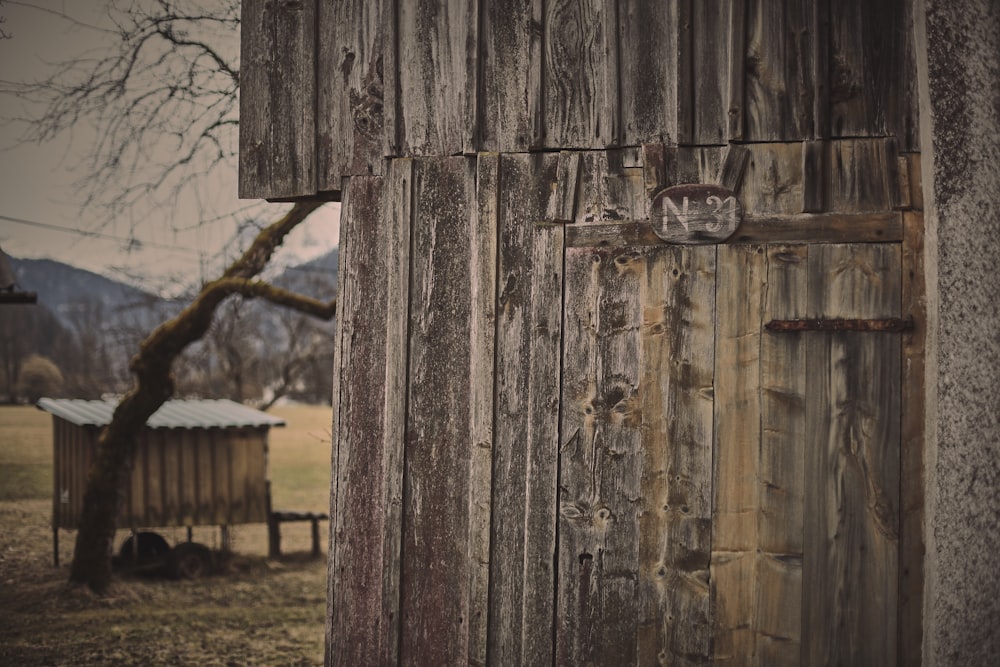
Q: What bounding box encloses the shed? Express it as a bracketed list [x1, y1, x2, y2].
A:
[39, 398, 284, 543]
[240, 0, 1000, 664]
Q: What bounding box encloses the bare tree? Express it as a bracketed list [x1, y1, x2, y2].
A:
[2, 1, 337, 591]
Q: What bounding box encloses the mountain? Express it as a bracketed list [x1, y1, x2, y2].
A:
[8, 257, 176, 334]
[1, 251, 339, 404]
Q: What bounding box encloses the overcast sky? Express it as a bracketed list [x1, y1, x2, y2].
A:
[0, 1, 339, 295]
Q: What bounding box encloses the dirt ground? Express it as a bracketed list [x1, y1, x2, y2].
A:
[0, 405, 332, 666]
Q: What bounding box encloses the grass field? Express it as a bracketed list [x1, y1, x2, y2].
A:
[0, 403, 334, 665]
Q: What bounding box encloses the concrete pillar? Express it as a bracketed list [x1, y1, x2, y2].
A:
[918, 0, 1000, 663]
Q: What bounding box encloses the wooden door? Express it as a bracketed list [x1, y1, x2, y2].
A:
[554, 237, 906, 665]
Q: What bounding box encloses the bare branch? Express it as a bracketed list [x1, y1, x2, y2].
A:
[210, 279, 336, 320]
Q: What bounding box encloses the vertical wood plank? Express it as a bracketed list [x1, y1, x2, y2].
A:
[899, 211, 926, 667]
[229, 432, 249, 525]
[829, 0, 909, 140]
[757, 244, 807, 664]
[317, 0, 386, 189]
[649, 246, 716, 665]
[488, 152, 562, 666]
[739, 143, 804, 215]
[393, 0, 477, 156]
[690, 0, 732, 144]
[401, 156, 479, 666]
[246, 433, 268, 523]
[826, 139, 893, 213]
[479, 0, 534, 151]
[802, 140, 826, 213]
[178, 431, 197, 525]
[546, 151, 582, 223]
[212, 432, 228, 527]
[239, 0, 316, 199]
[802, 243, 901, 665]
[728, 0, 747, 141]
[380, 159, 413, 667]
[162, 430, 182, 526]
[743, 0, 814, 142]
[195, 430, 214, 524]
[544, 0, 614, 148]
[811, 0, 830, 139]
[327, 174, 397, 667]
[558, 244, 715, 665]
[711, 244, 766, 663]
[618, 0, 680, 145]
[557, 244, 643, 665]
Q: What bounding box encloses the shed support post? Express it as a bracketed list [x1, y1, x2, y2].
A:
[53, 527, 59, 567]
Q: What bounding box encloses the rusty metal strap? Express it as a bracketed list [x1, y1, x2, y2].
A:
[765, 317, 915, 333]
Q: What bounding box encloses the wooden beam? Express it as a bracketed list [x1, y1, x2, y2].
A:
[565, 212, 904, 248]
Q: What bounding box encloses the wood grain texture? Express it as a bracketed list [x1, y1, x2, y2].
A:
[557, 243, 715, 665]
[711, 244, 767, 663]
[478, 0, 535, 151]
[328, 175, 396, 667]
[829, 0, 912, 142]
[488, 152, 562, 666]
[400, 157, 480, 666]
[543, 0, 614, 148]
[826, 139, 894, 213]
[618, 0, 680, 145]
[392, 0, 477, 156]
[739, 143, 804, 215]
[899, 212, 926, 667]
[546, 151, 582, 223]
[557, 244, 643, 665]
[802, 243, 901, 665]
[316, 0, 386, 190]
[743, 0, 814, 141]
[757, 245, 808, 664]
[689, 0, 732, 144]
[239, 0, 316, 199]
[565, 212, 903, 249]
[379, 159, 414, 667]
[646, 246, 716, 665]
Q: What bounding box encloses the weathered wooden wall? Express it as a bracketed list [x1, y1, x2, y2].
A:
[326, 149, 923, 665]
[239, 0, 919, 200]
[52, 421, 270, 530]
[238, 0, 925, 664]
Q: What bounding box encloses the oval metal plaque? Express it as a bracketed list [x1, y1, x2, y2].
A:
[650, 184, 744, 245]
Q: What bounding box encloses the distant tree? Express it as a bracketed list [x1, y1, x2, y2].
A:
[16, 354, 65, 402]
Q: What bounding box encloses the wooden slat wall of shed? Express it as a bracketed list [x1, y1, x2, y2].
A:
[488, 152, 562, 665]
[239, 0, 316, 199]
[52, 418, 94, 530]
[802, 243, 901, 664]
[400, 156, 489, 666]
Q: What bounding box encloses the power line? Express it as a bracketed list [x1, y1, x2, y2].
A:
[0, 213, 205, 256]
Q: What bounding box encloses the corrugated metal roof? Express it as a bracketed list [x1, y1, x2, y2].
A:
[37, 398, 286, 429]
